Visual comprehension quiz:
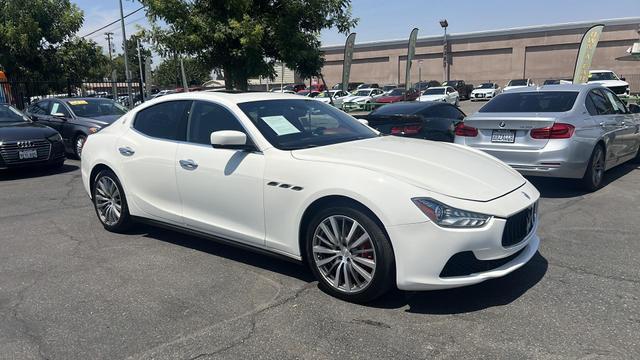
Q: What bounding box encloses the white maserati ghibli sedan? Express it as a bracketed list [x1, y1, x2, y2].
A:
[81, 92, 540, 302]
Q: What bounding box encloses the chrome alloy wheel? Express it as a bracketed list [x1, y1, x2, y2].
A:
[76, 135, 86, 158]
[312, 215, 376, 293]
[592, 147, 605, 186]
[95, 176, 122, 226]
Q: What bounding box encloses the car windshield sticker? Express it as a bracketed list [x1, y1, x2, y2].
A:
[50, 103, 60, 114]
[261, 115, 301, 136]
[69, 100, 88, 106]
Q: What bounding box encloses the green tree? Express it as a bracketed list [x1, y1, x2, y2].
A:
[139, 0, 357, 90]
[108, 34, 153, 81]
[0, 0, 84, 79]
[153, 57, 211, 88]
[57, 37, 110, 81]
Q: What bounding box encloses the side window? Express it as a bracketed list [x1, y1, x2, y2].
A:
[36, 100, 50, 115]
[602, 89, 627, 114]
[133, 100, 191, 141]
[589, 90, 614, 115]
[187, 101, 246, 145]
[49, 101, 71, 117]
[28, 103, 45, 115]
[585, 94, 598, 116]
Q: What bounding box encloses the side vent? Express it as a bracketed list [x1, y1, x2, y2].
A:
[266, 181, 304, 192]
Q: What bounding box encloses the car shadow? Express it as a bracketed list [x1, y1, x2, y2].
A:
[135, 224, 546, 313]
[369, 252, 548, 314]
[528, 161, 639, 199]
[137, 224, 315, 283]
[0, 163, 78, 181]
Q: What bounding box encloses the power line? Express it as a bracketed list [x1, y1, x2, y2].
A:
[81, 6, 144, 38]
[84, 15, 148, 40]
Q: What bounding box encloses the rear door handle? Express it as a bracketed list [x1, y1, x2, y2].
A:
[179, 159, 198, 170]
[118, 147, 135, 156]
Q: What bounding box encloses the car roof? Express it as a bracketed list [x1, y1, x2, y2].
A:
[502, 83, 602, 93]
[425, 86, 446, 90]
[150, 90, 312, 105]
[355, 88, 378, 91]
[589, 70, 614, 73]
[370, 101, 444, 115]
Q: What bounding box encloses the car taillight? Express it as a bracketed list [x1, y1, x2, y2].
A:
[454, 123, 478, 137]
[391, 124, 422, 135]
[530, 123, 575, 139]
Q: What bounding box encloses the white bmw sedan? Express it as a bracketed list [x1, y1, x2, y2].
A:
[81, 92, 540, 302]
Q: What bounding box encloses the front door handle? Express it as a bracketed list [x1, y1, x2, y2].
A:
[118, 147, 135, 156]
[179, 159, 198, 170]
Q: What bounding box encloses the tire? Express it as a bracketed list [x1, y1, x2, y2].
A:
[73, 134, 87, 159]
[455, 98, 460, 107]
[305, 204, 395, 303]
[92, 169, 133, 233]
[581, 144, 606, 191]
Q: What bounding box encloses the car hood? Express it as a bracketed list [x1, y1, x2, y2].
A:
[587, 79, 629, 87]
[376, 95, 403, 103]
[419, 95, 446, 101]
[503, 85, 528, 92]
[77, 114, 122, 127]
[472, 89, 495, 94]
[343, 95, 370, 103]
[291, 136, 525, 202]
[0, 121, 58, 142]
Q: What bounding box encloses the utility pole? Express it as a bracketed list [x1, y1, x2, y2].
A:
[105, 32, 118, 98]
[136, 38, 145, 101]
[119, 0, 134, 109]
[180, 57, 189, 92]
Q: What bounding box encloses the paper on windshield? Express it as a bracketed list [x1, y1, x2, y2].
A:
[261, 116, 301, 136]
[50, 103, 60, 114]
[68, 100, 88, 105]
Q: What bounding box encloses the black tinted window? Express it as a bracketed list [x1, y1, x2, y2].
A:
[188, 101, 245, 145]
[480, 92, 578, 113]
[425, 104, 465, 120]
[588, 90, 614, 115]
[134, 101, 191, 140]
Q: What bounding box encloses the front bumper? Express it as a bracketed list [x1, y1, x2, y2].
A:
[0, 141, 65, 170]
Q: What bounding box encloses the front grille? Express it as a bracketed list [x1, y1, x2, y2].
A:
[608, 85, 628, 95]
[501, 202, 537, 247]
[440, 247, 526, 278]
[0, 140, 51, 164]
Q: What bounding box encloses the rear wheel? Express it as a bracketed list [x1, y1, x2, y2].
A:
[305, 205, 394, 303]
[92, 169, 133, 232]
[581, 144, 606, 191]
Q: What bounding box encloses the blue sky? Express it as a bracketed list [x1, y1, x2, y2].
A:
[75, 0, 640, 55]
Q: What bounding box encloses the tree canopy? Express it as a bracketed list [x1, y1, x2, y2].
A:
[153, 57, 212, 88]
[139, 0, 357, 90]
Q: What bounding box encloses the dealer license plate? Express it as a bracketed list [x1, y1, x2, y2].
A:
[19, 149, 38, 159]
[491, 129, 516, 143]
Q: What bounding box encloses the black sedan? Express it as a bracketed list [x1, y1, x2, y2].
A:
[362, 101, 466, 142]
[25, 98, 127, 158]
[0, 103, 65, 170]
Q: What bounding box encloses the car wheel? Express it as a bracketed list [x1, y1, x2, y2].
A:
[92, 169, 133, 233]
[455, 98, 460, 106]
[74, 134, 87, 159]
[581, 144, 606, 191]
[305, 205, 395, 303]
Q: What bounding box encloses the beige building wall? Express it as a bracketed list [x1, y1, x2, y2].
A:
[321, 18, 640, 92]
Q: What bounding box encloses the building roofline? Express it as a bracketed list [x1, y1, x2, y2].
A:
[321, 17, 640, 51]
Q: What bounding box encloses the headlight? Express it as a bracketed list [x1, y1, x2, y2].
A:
[412, 198, 491, 228]
[88, 127, 101, 134]
[47, 133, 62, 142]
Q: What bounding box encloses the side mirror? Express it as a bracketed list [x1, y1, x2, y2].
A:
[620, 77, 626, 81]
[628, 103, 640, 114]
[52, 112, 67, 119]
[210, 130, 252, 150]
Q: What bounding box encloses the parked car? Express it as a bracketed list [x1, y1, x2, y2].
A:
[309, 84, 327, 92]
[357, 83, 380, 89]
[588, 70, 630, 101]
[150, 89, 177, 99]
[381, 84, 398, 95]
[543, 79, 572, 85]
[81, 91, 540, 302]
[282, 84, 307, 93]
[314, 90, 350, 108]
[455, 84, 640, 191]
[341, 88, 385, 108]
[363, 101, 466, 142]
[26, 98, 128, 158]
[470, 83, 501, 101]
[503, 79, 534, 92]
[415, 80, 441, 92]
[0, 103, 65, 170]
[418, 86, 459, 106]
[331, 82, 363, 91]
[375, 88, 421, 103]
[296, 90, 321, 98]
[442, 80, 474, 100]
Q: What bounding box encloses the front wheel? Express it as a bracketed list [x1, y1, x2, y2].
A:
[92, 169, 133, 232]
[581, 144, 606, 191]
[305, 206, 395, 303]
[74, 134, 87, 159]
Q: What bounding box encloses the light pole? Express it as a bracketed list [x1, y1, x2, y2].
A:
[440, 19, 449, 83]
[119, 0, 134, 109]
[418, 60, 423, 84]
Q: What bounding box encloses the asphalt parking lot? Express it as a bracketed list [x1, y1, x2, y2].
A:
[1, 123, 639, 359]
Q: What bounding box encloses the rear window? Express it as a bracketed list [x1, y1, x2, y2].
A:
[479, 92, 579, 113]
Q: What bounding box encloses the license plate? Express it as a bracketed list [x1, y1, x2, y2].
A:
[491, 129, 516, 143]
[19, 149, 38, 159]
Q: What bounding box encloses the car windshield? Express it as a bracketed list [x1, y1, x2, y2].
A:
[508, 79, 528, 86]
[237, 99, 377, 150]
[383, 86, 396, 91]
[443, 81, 458, 87]
[423, 88, 445, 95]
[589, 72, 619, 81]
[66, 99, 127, 117]
[354, 90, 371, 96]
[480, 91, 579, 113]
[0, 104, 28, 123]
[478, 83, 494, 89]
[388, 89, 405, 96]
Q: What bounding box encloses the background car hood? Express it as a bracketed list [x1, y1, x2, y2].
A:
[343, 95, 369, 102]
[503, 85, 527, 92]
[419, 95, 446, 101]
[472, 89, 495, 94]
[291, 136, 525, 201]
[588, 79, 629, 87]
[376, 96, 402, 103]
[0, 122, 57, 142]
